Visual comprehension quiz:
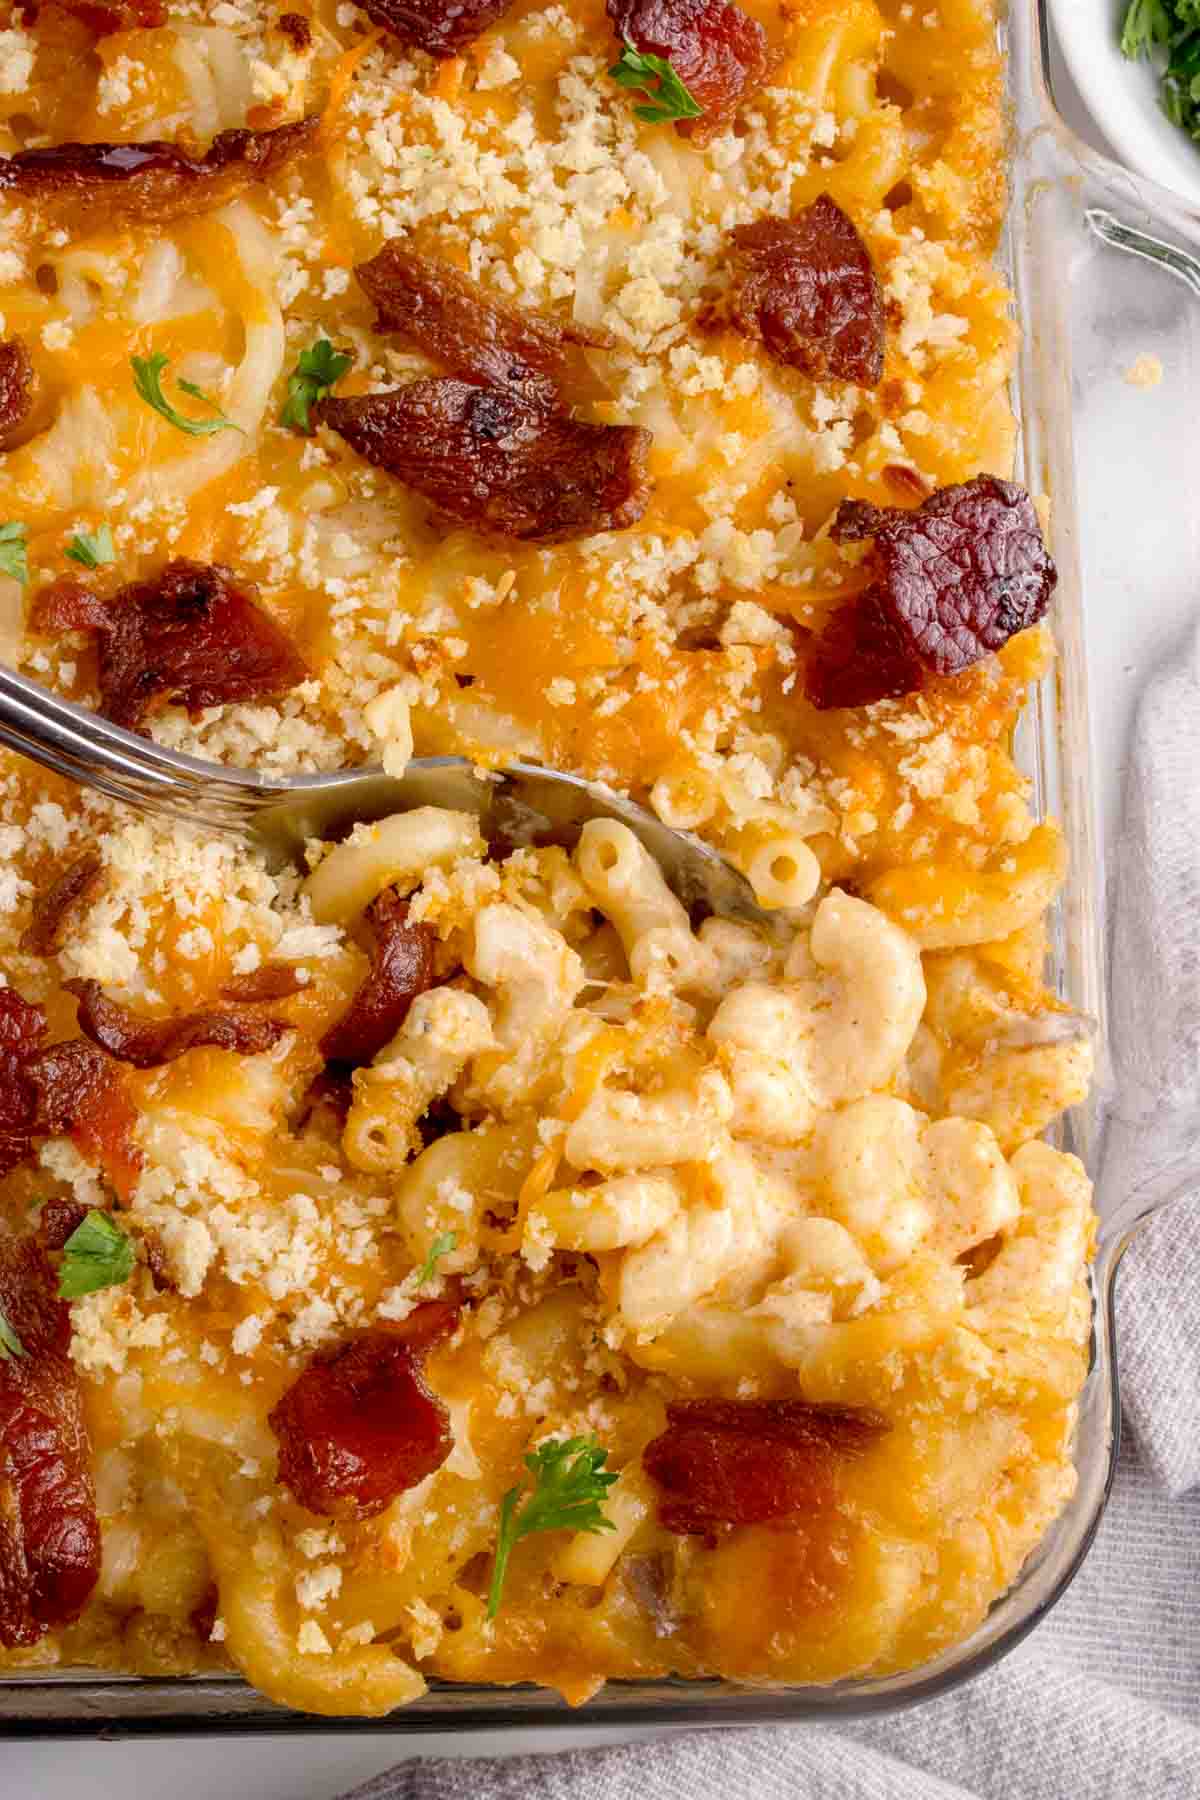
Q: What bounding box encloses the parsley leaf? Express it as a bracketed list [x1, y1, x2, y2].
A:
[65, 523, 115, 570]
[1121, 0, 1200, 139]
[609, 41, 703, 125]
[281, 337, 353, 433]
[58, 1209, 135, 1300]
[0, 1306, 25, 1360]
[415, 1231, 456, 1287]
[0, 520, 28, 585]
[131, 352, 242, 437]
[488, 1435, 618, 1618]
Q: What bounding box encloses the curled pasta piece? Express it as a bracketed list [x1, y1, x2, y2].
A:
[736, 829, 821, 911]
[865, 822, 1066, 952]
[708, 889, 924, 1126]
[305, 808, 484, 925]
[751, 1217, 883, 1328]
[528, 1171, 685, 1255]
[921, 1117, 1021, 1256]
[574, 819, 713, 994]
[941, 1038, 1094, 1155]
[565, 1067, 733, 1176]
[343, 988, 493, 1173]
[966, 1141, 1093, 1320]
[395, 1119, 538, 1271]
[617, 1147, 782, 1336]
[819, 1096, 933, 1274]
[205, 1525, 424, 1717]
[551, 1463, 656, 1587]
[464, 902, 584, 1110]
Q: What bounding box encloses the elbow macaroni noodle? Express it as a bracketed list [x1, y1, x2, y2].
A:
[0, 0, 1095, 1720]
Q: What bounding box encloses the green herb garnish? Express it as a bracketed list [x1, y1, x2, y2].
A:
[58, 1209, 135, 1300]
[488, 1435, 618, 1618]
[415, 1231, 456, 1287]
[609, 41, 703, 125]
[1121, 0, 1200, 138]
[65, 524, 115, 570]
[0, 520, 28, 585]
[131, 352, 241, 437]
[280, 337, 353, 433]
[0, 1305, 25, 1360]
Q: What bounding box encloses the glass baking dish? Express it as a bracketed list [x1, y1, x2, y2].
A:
[0, 0, 1179, 1738]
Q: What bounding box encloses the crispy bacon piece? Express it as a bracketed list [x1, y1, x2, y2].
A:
[0, 339, 37, 453]
[220, 964, 305, 1005]
[268, 1302, 458, 1519]
[358, 0, 515, 57]
[320, 890, 436, 1067]
[32, 560, 307, 731]
[39, 0, 167, 30]
[0, 991, 48, 1179]
[0, 989, 141, 1194]
[643, 1397, 887, 1536]
[356, 242, 611, 412]
[726, 196, 884, 387]
[607, 0, 773, 142]
[0, 1235, 101, 1648]
[25, 1037, 143, 1198]
[806, 476, 1058, 710]
[67, 978, 290, 1071]
[318, 382, 651, 542]
[37, 1198, 90, 1252]
[23, 851, 104, 959]
[0, 117, 318, 235]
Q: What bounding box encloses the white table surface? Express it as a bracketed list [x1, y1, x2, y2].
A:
[9, 38, 1200, 1800]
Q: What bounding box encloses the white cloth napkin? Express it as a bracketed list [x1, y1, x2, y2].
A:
[338, 629, 1200, 1800]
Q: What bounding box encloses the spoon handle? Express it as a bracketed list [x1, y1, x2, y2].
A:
[1085, 207, 1200, 298]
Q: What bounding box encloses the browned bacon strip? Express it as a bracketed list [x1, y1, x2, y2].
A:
[806, 476, 1057, 710]
[23, 851, 104, 958]
[358, 0, 515, 57]
[0, 339, 37, 453]
[607, 0, 774, 142]
[321, 890, 436, 1066]
[268, 1302, 458, 1518]
[37, 0, 167, 31]
[356, 242, 611, 412]
[726, 196, 885, 387]
[0, 117, 318, 235]
[0, 1236, 101, 1649]
[318, 381, 651, 542]
[220, 964, 305, 1005]
[643, 1397, 887, 1536]
[32, 560, 307, 731]
[0, 990, 47, 1179]
[67, 978, 290, 1070]
[25, 1038, 143, 1199]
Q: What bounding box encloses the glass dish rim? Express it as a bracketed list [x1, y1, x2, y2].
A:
[0, 0, 1129, 1737]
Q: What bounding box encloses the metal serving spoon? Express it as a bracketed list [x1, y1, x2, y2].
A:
[0, 664, 766, 923]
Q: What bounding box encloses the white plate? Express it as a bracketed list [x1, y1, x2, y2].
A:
[1050, 0, 1200, 208]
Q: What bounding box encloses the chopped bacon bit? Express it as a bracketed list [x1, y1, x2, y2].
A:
[25, 1037, 143, 1199]
[22, 851, 104, 958]
[643, 1397, 887, 1536]
[358, 0, 515, 57]
[0, 117, 318, 235]
[66, 978, 290, 1071]
[0, 338, 37, 452]
[318, 382, 651, 542]
[276, 10, 313, 49]
[726, 196, 885, 387]
[220, 964, 305, 1005]
[356, 242, 611, 412]
[32, 559, 307, 731]
[805, 476, 1058, 710]
[320, 890, 436, 1067]
[143, 1231, 175, 1293]
[268, 1302, 458, 1519]
[37, 1197, 90, 1252]
[0, 1236, 100, 1649]
[41, 0, 166, 31]
[0, 990, 47, 1179]
[607, 0, 774, 141]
